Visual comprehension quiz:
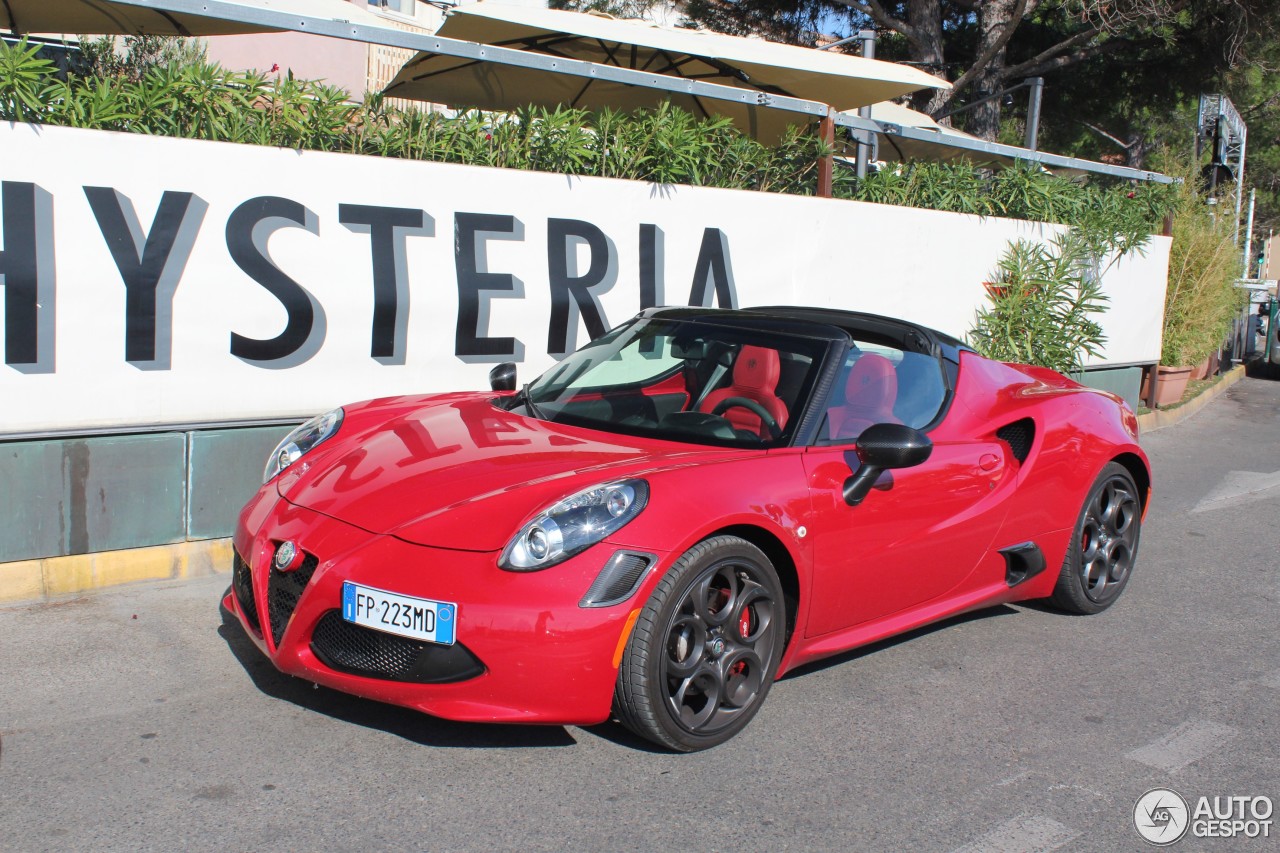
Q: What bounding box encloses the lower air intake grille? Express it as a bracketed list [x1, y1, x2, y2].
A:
[267, 553, 319, 647]
[997, 418, 1036, 464]
[310, 610, 485, 684]
[232, 550, 261, 636]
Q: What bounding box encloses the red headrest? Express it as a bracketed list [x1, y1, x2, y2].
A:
[732, 346, 781, 393]
[844, 354, 897, 412]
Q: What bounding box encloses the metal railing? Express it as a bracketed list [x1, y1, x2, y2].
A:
[101, 0, 1168, 184]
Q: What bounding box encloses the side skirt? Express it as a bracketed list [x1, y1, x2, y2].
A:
[777, 580, 1021, 677]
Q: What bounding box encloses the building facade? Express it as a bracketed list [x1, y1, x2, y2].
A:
[202, 0, 446, 100]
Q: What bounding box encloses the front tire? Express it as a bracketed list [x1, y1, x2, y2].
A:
[614, 536, 786, 752]
[1050, 462, 1142, 614]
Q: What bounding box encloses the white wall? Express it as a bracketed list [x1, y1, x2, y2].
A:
[0, 122, 1170, 436]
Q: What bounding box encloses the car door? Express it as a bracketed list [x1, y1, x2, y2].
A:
[800, 346, 1015, 637]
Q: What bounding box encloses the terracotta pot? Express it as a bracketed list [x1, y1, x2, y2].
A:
[1153, 365, 1193, 407]
[1188, 351, 1223, 381]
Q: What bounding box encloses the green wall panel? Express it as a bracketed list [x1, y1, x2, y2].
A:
[1079, 366, 1143, 410]
[187, 426, 293, 540]
[0, 434, 186, 562]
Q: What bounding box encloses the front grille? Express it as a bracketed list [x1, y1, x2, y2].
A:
[310, 610, 485, 684]
[232, 549, 261, 636]
[997, 418, 1036, 464]
[267, 553, 319, 648]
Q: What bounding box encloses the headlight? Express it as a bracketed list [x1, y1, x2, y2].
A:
[500, 479, 649, 571]
[263, 408, 344, 483]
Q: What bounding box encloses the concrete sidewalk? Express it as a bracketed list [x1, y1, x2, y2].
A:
[1136, 364, 1247, 434]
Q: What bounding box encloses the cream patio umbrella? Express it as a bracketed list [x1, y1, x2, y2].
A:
[861, 101, 995, 164]
[383, 2, 948, 143]
[0, 0, 389, 37]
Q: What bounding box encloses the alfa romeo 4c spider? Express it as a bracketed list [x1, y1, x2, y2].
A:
[225, 306, 1149, 751]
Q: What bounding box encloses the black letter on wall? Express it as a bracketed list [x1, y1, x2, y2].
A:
[547, 218, 615, 357]
[639, 224, 664, 310]
[339, 204, 432, 365]
[455, 213, 524, 363]
[688, 227, 738, 309]
[84, 187, 207, 369]
[1, 182, 56, 372]
[226, 196, 325, 368]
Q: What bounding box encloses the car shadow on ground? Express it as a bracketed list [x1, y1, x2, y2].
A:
[581, 605, 1028, 751]
[216, 591, 1031, 754]
[216, 591, 578, 750]
[779, 603, 1022, 680]
[578, 721, 676, 753]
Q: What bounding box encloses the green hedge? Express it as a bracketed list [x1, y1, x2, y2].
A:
[1, 37, 1174, 223]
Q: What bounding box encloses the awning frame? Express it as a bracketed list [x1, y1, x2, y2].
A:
[85, 0, 1172, 184]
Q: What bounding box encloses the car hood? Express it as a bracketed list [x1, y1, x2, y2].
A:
[277, 394, 740, 551]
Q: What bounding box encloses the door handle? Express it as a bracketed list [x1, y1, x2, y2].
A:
[979, 453, 1000, 471]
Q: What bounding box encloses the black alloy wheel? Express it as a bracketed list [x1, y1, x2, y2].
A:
[614, 536, 786, 751]
[1050, 462, 1143, 614]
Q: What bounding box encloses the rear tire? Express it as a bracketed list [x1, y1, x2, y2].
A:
[1049, 462, 1142, 614]
[614, 536, 785, 752]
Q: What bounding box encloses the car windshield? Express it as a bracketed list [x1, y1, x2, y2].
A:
[518, 318, 831, 448]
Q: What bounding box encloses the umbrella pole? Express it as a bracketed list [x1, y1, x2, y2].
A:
[818, 107, 835, 199]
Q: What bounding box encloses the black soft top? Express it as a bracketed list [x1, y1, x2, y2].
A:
[639, 305, 972, 364]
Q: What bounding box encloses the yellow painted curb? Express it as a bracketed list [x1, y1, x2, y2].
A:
[1138, 365, 1246, 435]
[0, 538, 233, 605]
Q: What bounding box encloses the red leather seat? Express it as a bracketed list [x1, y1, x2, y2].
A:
[827, 353, 899, 440]
[698, 345, 789, 439]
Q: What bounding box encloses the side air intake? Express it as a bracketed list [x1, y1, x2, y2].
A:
[1000, 542, 1047, 586]
[580, 551, 654, 608]
[996, 418, 1035, 464]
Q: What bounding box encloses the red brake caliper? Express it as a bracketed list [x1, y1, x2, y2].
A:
[731, 606, 752, 676]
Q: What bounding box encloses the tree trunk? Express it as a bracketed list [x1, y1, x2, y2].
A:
[1126, 130, 1152, 169]
[965, 0, 1023, 139]
[905, 0, 950, 116]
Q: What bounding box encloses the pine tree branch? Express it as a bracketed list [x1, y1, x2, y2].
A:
[947, 0, 1031, 95]
[1078, 120, 1137, 150]
[828, 0, 914, 41]
[1005, 35, 1131, 80]
[1001, 24, 1104, 81]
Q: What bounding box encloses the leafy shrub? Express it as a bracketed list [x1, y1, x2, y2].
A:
[77, 34, 207, 82]
[1159, 161, 1247, 366]
[968, 232, 1110, 374]
[964, 165, 1173, 372]
[853, 160, 1175, 231]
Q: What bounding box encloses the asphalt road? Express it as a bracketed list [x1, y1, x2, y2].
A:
[2, 378, 1278, 853]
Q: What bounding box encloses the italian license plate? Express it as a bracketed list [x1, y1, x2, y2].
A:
[341, 582, 457, 646]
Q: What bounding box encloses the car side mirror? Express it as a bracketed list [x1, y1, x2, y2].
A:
[843, 423, 933, 506]
[489, 362, 517, 392]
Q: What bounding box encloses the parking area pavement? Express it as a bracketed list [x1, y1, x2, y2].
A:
[1, 378, 1278, 853]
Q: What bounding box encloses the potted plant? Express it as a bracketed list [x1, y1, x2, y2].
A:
[968, 179, 1168, 378]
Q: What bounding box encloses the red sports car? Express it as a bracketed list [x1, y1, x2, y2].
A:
[225, 306, 1149, 751]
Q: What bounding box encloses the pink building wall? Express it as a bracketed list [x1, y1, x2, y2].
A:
[205, 29, 370, 94]
[202, 0, 445, 99]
